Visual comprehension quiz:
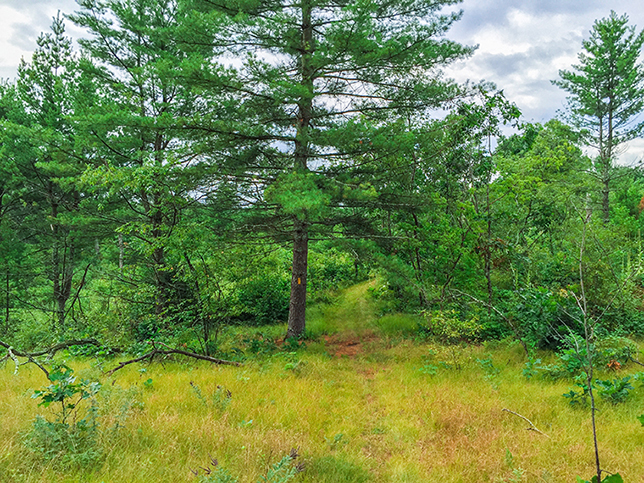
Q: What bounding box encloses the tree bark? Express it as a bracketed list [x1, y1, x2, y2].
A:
[118, 232, 124, 271]
[601, 176, 610, 224]
[287, 219, 309, 338]
[4, 269, 9, 335]
[286, 0, 314, 338]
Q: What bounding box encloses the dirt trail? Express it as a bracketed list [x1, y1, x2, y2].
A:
[319, 280, 379, 357]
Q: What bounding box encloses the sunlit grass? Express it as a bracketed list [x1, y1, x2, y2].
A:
[2, 284, 644, 482]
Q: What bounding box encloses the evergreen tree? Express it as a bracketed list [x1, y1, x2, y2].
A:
[1, 14, 92, 332]
[69, 0, 232, 322]
[190, 0, 475, 337]
[554, 11, 644, 223]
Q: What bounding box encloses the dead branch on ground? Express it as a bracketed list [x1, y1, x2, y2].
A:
[0, 338, 110, 378]
[502, 408, 549, 437]
[105, 341, 241, 375]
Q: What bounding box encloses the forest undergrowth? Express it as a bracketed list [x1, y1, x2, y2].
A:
[1, 282, 644, 483]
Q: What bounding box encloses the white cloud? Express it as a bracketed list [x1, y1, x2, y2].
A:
[442, 0, 644, 162]
[0, 6, 31, 77]
[0, 0, 80, 80]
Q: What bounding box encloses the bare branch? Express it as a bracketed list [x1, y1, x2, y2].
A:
[105, 341, 241, 375]
[0, 338, 104, 358]
[502, 408, 550, 437]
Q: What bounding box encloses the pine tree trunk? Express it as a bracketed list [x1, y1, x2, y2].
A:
[4, 269, 9, 334]
[118, 233, 124, 271]
[287, 219, 308, 338]
[286, 0, 314, 338]
[601, 177, 610, 224]
[50, 184, 64, 332]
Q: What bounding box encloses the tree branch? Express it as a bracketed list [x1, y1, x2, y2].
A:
[105, 341, 241, 375]
[502, 408, 549, 437]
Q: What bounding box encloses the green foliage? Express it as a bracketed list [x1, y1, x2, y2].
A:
[530, 336, 638, 381]
[308, 245, 363, 295]
[190, 381, 232, 414]
[420, 310, 482, 345]
[32, 364, 101, 424]
[563, 377, 592, 408]
[23, 415, 102, 469]
[555, 11, 644, 144]
[477, 356, 500, 377]
[265, 171, 331, 220]
[577, 473, 624, 483]
[325, 433, 348, 451]
[26, 365, 102, 469]
[499, 448, 525, 483]
[522, 358, 541, 380]
[500, 287, 583, 349]
[236, 276, 290, 325]
[555, 10, 644, 224]
[595, 377, 634, 405]
[194, 450, 302, 483]
[243, 333, 280, 356]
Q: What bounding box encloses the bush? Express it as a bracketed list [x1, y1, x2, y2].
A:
[25, 364, 102, 469]
[500, 287, 583, 350]
[236, 275, 290, 325]
[24, 416, 102, 469]
[308, 246, 360, 293]
[420, 310, 482, 345]
[595, 377, 634, 405]
[192, 449, 302, 483]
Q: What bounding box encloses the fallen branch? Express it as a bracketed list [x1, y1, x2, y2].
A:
[105, 341, 241, 375]
[0, 338, 104, 358]
[0, 338, 116, 378]
[6, 347, 19, 375]
[628, 355, 644, 368]
[502, 408, 549, 437]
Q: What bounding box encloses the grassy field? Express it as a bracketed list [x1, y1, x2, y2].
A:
[1, 282, 644, 482]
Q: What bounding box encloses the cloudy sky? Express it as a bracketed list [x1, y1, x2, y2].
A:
[1, 0, 644, 161]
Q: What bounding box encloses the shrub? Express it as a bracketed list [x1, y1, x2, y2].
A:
[420, 310, 482, 345]
[595, 377, 634, 405]
[500, 287, 583, 349]
[192, 449, 302, 483]
[236, 276, 290, 325]
[25, 364, 102, 469]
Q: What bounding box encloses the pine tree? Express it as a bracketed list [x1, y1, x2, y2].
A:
[189, 0, 474, 337]
[554, 11, 644, 223]
[2, 14, 91, 332]
[69, 0, 232, 321]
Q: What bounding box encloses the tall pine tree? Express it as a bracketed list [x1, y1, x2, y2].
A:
[189, 0, 474, 337]
[2, 14, 92, 332]
[554, 11, 644, 223]
[70, 0, 233, 321]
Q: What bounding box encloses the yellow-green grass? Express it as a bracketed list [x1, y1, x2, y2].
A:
[2, 281, 644, 482]
[1, 339, 644, 482]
